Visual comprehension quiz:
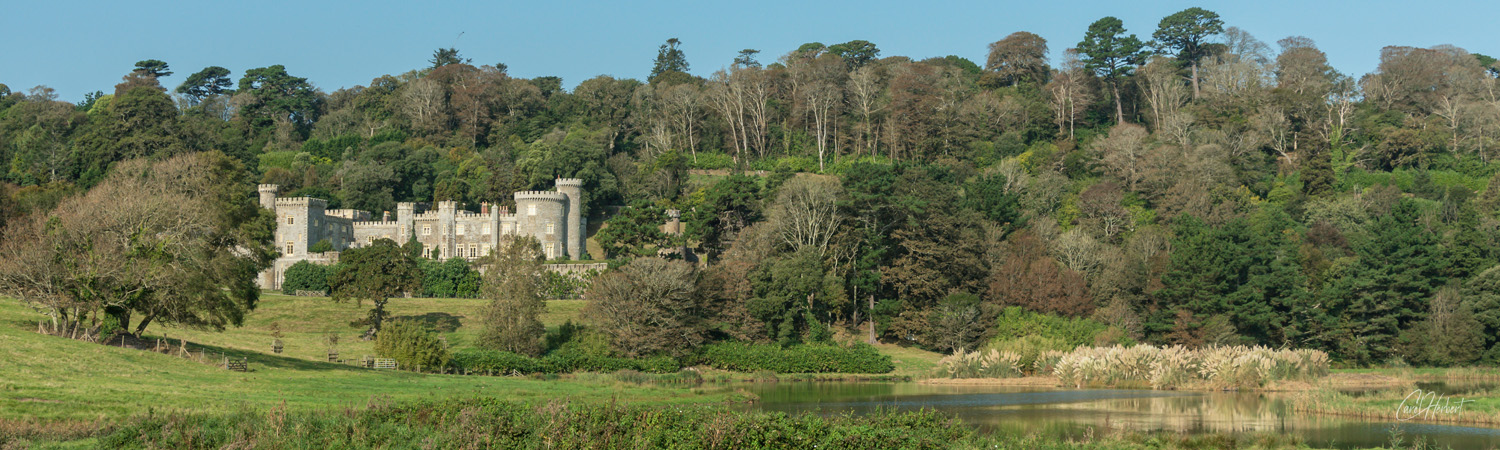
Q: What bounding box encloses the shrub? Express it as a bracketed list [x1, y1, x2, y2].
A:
[690, 342, 894, 374]
[991, 307, 1114, 348]
[687, 152, 735, 170]
[450, 349, 680, 374]
[987, 335, 1070, 375]
[281, 261, 330, 294]
[374, 320, 450, 371]
[936, 349, 1022, 378]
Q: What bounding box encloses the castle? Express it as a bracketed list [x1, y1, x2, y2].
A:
[256, 179, 586, 290]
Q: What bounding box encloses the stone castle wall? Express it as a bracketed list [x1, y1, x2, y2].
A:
[256, 180, 586, 290]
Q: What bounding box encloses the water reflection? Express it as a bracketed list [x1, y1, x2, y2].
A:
[742, 382, 1500, 449]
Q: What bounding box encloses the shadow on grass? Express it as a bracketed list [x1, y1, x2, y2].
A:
[391, 312, 464, 333]
[131, 334, 377, 373]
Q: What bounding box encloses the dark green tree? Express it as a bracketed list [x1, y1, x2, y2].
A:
[687, 174, 762, 258]
[1077, 16, 1149, 124]
[132, 59, 173, 78]
[828, 40, 881, 69]
[650, 38, 690, 83]
[1321, 199, 1448, 364]
[330, 238, 423, 336]
[422, 258, 482, 298]
[1151, 7, 1224, 99]
[175, 66, 233, 102]
[236, 65, 321, 133]
[596, 201, 669, 258]
[282, 261, 332, 294]
[733, 49, 762, 68]
[430, 47, 470, 69]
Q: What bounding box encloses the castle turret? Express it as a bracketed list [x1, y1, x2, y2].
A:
[396, 202, 415, 242]
[556, 178, 584, 260]
[259, 184, 278, 210]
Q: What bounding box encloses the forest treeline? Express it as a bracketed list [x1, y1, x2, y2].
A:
[3, 8, 1500, 366]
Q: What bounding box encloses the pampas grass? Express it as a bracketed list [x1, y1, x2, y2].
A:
[1052, 345, 1331, 389]
[937, 349, 1023, 378]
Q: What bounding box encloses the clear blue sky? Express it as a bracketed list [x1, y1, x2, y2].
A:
[3, 0, 1496, 102]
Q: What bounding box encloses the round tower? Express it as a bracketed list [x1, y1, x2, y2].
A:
[555, 178, 584, 260]
[258, 184, 278, 210]
[514, 190, 569, 260]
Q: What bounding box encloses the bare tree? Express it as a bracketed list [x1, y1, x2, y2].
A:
[847, 65, 887, 156]
[1095, 123, 1150, 191]
[769, 176, 845, 256]
[805, 81, 843, 170]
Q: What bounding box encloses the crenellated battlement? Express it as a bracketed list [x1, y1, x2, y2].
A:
[353, 221, 399, 227]
[555, 178, 583, 187]
[275, 197, 327, 208]
[514, 191, 568, 201]
[258, 184, 279, 192]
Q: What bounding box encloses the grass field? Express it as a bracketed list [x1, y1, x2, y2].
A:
[0, 296, 733, 423]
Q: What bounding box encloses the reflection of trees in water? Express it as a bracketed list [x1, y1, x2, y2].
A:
[1041, 393, 1291, 433]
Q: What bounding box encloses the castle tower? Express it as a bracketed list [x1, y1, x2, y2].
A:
[258, 184, 278, 210]
[396, 202, 415, 242]
[514, 190, 569, 260]
[437, 200, 458, 258]
[555, 178, 584, 260]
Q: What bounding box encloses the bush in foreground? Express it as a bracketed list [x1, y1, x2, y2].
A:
[374, 320, 450, 370]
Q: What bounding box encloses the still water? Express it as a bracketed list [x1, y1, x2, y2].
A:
[742, 382, 1500, 449]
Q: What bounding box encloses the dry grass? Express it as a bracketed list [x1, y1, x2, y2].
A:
[1051, 345, 1330, 390]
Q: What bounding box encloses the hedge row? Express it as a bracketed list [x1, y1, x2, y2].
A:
[688, 342, 894, 374]
[451, 349, 679, 375]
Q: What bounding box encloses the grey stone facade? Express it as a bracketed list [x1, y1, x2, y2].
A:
[256, 179, 586, 290]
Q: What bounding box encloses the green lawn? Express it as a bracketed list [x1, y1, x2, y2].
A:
[0, 296, 725, 422]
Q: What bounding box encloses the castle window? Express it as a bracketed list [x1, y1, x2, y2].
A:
[456, 224, 465, 235]
[528, 204, 537, 216]
[285, 241, 294, 255]
[482, 244, 490, 256]
[546, 222, 555, 234]
[423, 225, 432, 236]
[503, 223, 513, 234]
[544, 244, 555, 259]
[286, 216, 294, 225]
[482, 224, 491, 235]
[469, 244, 478, 258]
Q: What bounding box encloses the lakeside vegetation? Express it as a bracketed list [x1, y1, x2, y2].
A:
[5, 5, 1500, 448]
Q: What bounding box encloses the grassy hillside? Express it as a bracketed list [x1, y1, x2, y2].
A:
[0, 296, 722, 423]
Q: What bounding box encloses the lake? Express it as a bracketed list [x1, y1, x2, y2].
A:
[742, 381, 1500, 449]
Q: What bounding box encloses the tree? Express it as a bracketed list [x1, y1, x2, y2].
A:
[132, 59, 172, 78]
[429, 47, 470, 69]
[235, 65, 321, 135]
[650, 38, 690, 83]
[768, 176, 844, 256]
[583, 258, 705, 357]
[828, 40, 880, 69]
[1321, 200, 1448, 363]
[0, 152, 275, 337]
[422, 257, 481, 298]
[985, 32, 1050, 87]
[1077, 16, 1149, 124]
[478, 237, 547, 356]
[987, 231, 1092, 317]
[329, 238, 423, 337]
[282, 261, 331, 294]
[1151, 7, 1224, 99]
[374, 320, 451, 370]
[176, 66, 233, 103]
[928, 293, 987, 354]
[733, 49, 761, 68]
[595, 201, 669, 258]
